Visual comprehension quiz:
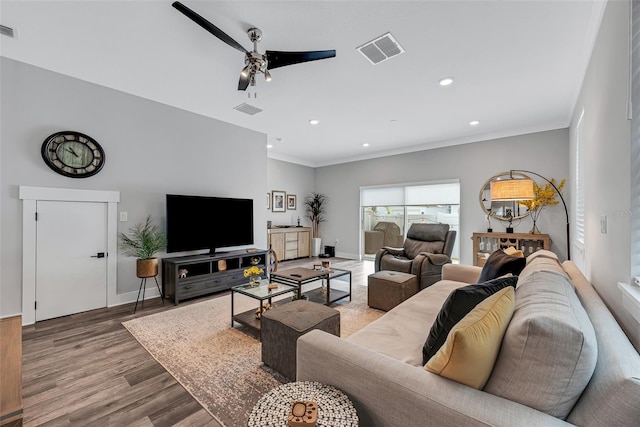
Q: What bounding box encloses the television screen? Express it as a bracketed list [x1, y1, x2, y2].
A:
[166, 194, 254, 253]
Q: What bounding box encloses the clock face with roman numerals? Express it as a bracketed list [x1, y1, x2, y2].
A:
[41, 131, 105, 178]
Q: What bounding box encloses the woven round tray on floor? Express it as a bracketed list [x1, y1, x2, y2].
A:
[247, 381, 358, 426]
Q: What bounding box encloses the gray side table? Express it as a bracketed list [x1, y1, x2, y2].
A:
[248, 381, 358, 426]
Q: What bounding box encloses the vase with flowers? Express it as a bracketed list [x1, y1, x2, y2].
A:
[244, 265, 264, 287]
[518, 178, 566, 234]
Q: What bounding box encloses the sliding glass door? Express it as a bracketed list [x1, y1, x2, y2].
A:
[361, 182, 459, 261]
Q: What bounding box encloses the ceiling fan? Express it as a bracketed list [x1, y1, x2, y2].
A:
[172, 1, 336, 91]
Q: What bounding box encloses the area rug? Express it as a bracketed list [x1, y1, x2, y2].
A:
[122, 281, 382, 427]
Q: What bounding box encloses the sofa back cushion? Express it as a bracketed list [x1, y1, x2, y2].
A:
[484, 269, 597, 419]
[478, 250, 526, 282]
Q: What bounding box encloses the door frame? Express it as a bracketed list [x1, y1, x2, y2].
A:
[20, 186, 120, 325]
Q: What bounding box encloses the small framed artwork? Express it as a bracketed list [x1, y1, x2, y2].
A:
[267, 193, 271, 210]
[287, 194, 297, 210]
[272, 190, 285, 212]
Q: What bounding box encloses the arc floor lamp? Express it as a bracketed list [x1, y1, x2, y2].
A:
[490, 169, 570, 260]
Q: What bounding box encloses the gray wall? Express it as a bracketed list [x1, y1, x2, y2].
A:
[569, 0, 639, 348]
[315, 129, 570, 264]
[0, 58, 267, 317]
[266, 158, 316, 229]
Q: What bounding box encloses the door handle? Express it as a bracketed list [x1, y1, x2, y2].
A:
[91, 252, 106, 258]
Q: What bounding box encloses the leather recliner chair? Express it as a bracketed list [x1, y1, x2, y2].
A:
[375, 223, 456, 289]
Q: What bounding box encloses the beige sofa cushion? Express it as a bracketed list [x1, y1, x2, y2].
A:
[347, 279, 466, 366]
[484, 269, 597, 419]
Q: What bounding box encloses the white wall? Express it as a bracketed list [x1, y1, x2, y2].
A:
[266, 158, 316, 229]
[0, 58, 267, 317]
[569, 0, 639, 348]
[315, 129, 570, 263]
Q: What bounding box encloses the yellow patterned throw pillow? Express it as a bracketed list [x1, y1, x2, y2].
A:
[424, 286, 515, 389]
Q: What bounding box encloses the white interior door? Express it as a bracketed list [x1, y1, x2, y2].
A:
[35, 200, 108, 321]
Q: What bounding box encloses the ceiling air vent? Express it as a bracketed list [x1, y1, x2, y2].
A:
[233, 103, 263, 116]
[357, 32, 405, 65]
[0, 25, 15, 38]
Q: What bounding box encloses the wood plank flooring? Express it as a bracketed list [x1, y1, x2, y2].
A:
[21, 258, 373, 426]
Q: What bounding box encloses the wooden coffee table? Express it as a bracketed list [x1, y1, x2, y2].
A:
[270, 267, 352, 305]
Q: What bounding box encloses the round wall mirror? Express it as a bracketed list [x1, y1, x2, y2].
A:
[479, 171, 532, 222]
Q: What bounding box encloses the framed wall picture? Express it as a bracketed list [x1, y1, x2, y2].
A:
[267, 193, 271, 210]
[272, 190, 285, 212]
[287, 194, 297, 210]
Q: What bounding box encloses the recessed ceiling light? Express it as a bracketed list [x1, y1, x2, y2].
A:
[266, 144, 273, 149]
[469, 120, 480, 126]
[309, 119, 319, 125]
[362, 143, 369, 147]
[439, 77, 454, 86]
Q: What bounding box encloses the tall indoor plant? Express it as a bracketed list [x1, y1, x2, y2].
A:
[304, 192, 327, 256]
[119, 215, 167, 278]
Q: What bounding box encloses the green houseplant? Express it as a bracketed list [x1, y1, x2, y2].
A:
[119, 215, 167, 278]
[304, 193, 327, 256]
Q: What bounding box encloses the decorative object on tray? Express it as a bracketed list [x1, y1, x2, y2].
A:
[244, 265, 264, 286]
[288, 400, 318, 426]
[517, 178, 566, 234]
[255, 302, 272, 319]
[248, 381, 358, 427]
[267, 283, 279, 290]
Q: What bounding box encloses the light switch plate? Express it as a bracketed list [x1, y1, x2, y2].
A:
[600, 215, 607, 234]
[120, 211, 128, 222]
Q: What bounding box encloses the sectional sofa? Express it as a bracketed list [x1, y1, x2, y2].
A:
[297, 251, 640, 426]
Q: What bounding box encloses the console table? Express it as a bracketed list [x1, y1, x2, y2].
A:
[267, 227, 311, 261]
[162, 249, 267, 305]
[472, 232, 551, 266]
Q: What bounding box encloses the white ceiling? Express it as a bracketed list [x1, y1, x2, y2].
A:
[0, 1, 606, 167]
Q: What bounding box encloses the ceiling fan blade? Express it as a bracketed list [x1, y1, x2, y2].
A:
[266, 50, 336, 70]
[238, 72, 251, 91]
[172, 2, 248, 54]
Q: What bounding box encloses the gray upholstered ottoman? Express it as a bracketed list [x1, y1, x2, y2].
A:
[261, 300, 340, 381]
[368, 270, 418, 311]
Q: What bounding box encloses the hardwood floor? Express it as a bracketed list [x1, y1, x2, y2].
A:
[21, 258, 373, 426]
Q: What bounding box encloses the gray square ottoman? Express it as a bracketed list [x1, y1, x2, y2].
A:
[368, 270, 418, 311]
[261, 300, 340, 381]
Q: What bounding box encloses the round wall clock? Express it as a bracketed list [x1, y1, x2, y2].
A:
[41, 131, 105, 178]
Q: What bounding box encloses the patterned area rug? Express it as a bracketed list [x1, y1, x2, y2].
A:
[122, 279, 382, 427]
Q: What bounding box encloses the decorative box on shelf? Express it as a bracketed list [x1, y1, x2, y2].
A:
[472, 232, 551, 267]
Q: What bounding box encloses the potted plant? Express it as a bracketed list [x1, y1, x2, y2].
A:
[119, 215, 167, 278]
[304, 193, 327, 256]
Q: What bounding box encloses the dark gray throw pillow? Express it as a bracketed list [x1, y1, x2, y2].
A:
[422, 275, 518, 365]
[478, 249, 526, 282]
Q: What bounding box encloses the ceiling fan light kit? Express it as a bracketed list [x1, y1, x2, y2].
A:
[172, 1, 336, 91]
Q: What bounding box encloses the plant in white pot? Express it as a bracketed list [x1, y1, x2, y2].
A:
[304, 193, 327, 256]
[119, 215, 167, 279]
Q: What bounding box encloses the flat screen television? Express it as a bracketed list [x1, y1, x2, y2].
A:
[166, 194, 254, 254]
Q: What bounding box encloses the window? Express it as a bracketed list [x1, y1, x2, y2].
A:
[361, 181, 460, 261]
[575, 108, 585, 250]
